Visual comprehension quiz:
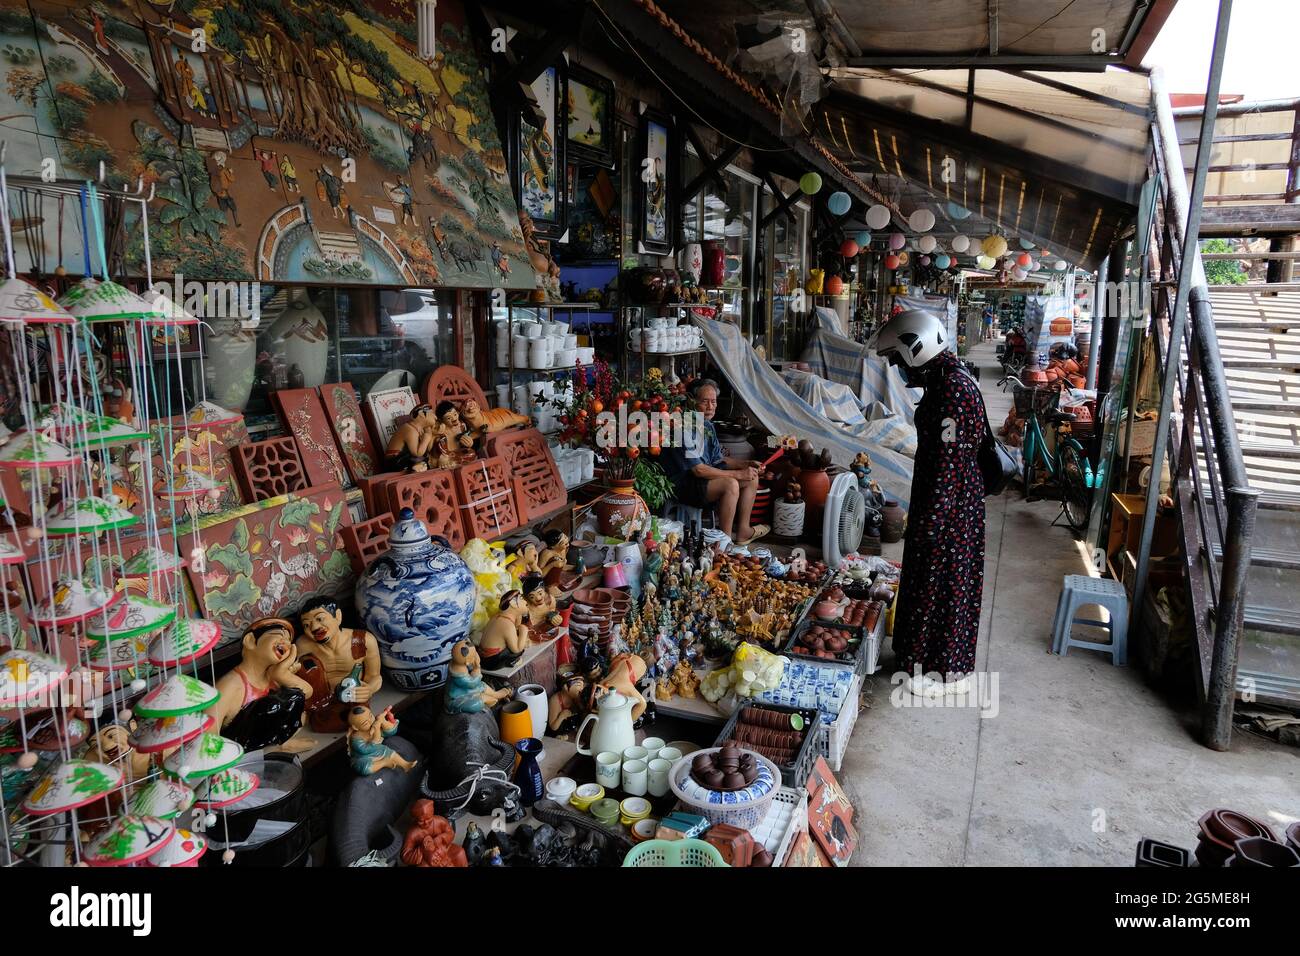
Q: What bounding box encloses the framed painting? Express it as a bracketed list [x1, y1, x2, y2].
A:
[565, 64, 615, 168]
[512, 65, 567, 241]
[806, 756, 857, 867]
[363, 385, 418, 452]
[637, 107, 676, 256]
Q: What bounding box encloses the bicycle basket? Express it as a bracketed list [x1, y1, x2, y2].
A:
[1013, 383, 1061, 417]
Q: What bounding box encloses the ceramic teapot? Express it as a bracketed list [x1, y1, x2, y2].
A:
[574, 690, 636, 757]
[355, 508, 476, 691]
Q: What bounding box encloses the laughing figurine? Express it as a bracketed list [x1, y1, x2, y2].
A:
[210, 617, 316, 753]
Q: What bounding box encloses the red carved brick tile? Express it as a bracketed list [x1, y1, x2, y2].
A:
[384, 469, 465, 551]
[230, 436, 308, 502]
[453, 456, 520, 542]
[271, 387, 351, 489]
[340, 513, 395, 574]
[485, 427, 565, 522]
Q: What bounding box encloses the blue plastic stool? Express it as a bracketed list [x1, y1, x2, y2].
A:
[1051, 575, 1128, 665]
[662, 500, 704, 534]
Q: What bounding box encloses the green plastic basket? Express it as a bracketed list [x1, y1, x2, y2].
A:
[623, 839, 730, 867]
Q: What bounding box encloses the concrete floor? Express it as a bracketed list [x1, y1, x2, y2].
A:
[840, 341, 1300, 866]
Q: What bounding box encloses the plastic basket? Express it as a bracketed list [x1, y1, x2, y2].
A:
[714, 701, 822, 789]
[1013, 383, 1060, 417]
[817, 673, 862, 772]
[623, 838, 729, 867]
[748, 786, 808, 867]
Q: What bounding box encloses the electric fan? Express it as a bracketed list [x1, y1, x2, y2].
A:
[822, 471, 866, 568]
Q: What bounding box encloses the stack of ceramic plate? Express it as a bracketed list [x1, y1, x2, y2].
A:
[751, 485, 773, 525]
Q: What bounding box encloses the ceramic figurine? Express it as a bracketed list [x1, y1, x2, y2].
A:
[85, 724, 151, 783]
[385, 404, 438, 471]
[445, 640, 514, 713]
[295, 597, 383, 733]
[356, 508, 477, 690]
[590, 652, 648, 723]
[462, 821, 487, 865]
[538, 529, 570, 587]
[788, 548, 809, 577]
[434, 400, 477, 465]
[478, 589, 531, 670]
[513, 541, 542, 579]
[346, 705, 417, 775]
[641, 540, 668, 592]
[401, 799, 467, 867]
[211, 617, 316, 752]
[547, 673, 588, 733]
[461, 398, 529, 440]
[671, 661, 700, 699]
[521, 573, 562, 629]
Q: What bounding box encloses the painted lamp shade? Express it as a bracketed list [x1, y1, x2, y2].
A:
[142, 287, 200, 326]
[123, 545, 188, 580]
[135, 673, 220, 718]
[0, 649, 70, 708]
[45, 494, 140, 537]
[66, 414, 150, 451]
[86, 633, 150, 673]
[129, 712, 214, 754]
[0, 431, 76, 470]
[30, 580, 121, 628]
[162, 733, 244, 782]
[193, 766, 260, 809]
[181, 400, 241, 429]
[0, 277, 73, 324]
[157, 468, 221, 499]
[129, 777, 196, 820]
[57, 278, 164, 323]
[84, 815, 173, 867]
[21, 760, 124, 816]
[0, 536, 23, 566]
[145, 828, 207, 867]
[84, 595, 177, 642]
[147, 619, 221, 668]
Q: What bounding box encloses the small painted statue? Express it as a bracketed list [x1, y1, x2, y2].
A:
[385, 404, 438, 471]
[478, 589, 531, 670]
[346, 705, 417, 775]
[589, 652, 649, 723]
[434, 400, 477, 465]
[295, 596, 383, 733]
[445, 640, 514, 713]
[547, 672, 588, 733]
[538, 529, 570, 588]
[521, 572, 562, 629]
[401, 799, 467, 867]
[211, 617, 315, 753]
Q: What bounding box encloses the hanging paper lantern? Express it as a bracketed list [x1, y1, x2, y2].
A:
[982, 236, 1009, 258]
[163, 733, 244, 782]
[884, 254, 901, 270]
[951, 234, 970, 254]
[1019, 238, 1037, 250]
[130, 712, 215, 754]
[799, 172, 823, 195]
[147, 618, 221, 668]
[976, 255, 996, 270]
[85, 815, 173, 867]
[85, 594, 177, 643]
[854, 230, 871, 247]
[839, 239, 860, 258]
[136, 673, 220, 719]
[130, 777, 196, 821]
[827, 191, 851, 216]
[122, 546, 188, 581]
[0, 649, 71, 708]
[897, 251, 910, 266]
[0, 431, 75, 470]
[1054, 260, 1070, 272]
[935, 254, 952, 269]
[194, 767, 260, 809]
[21, 760, 124, 816]
[57, 278, 164, 323]
[31, 579, 121, 628]
[918, 235, 937, 254]
[888, 232, 906, 251]
[824, 275, 844, 295]
[1017, 252, 1032, 268]
[0, 277, 74, 324]
[865, 204, 891, 230]
[45, 494, 140, 537]
[145, 828, 207, 868]
[180, 401, 241, 430]
[1012, 267, 1029, 281]
[908, 208, 936, 232]
[919, 256, 931, 266]
[947, 203, 972, 220]
[1030, 259, 1041, 272]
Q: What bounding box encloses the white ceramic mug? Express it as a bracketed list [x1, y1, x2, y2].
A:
[595, 752, 621, 789]
[657, 747, 683, 764]
[622, 745, 649, 765]
[647, 758, 672, 797]
[622, 759, 648, 797]
[640, 737, 665, 753]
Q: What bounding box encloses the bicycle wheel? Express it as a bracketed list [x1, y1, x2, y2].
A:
[1022, 427, 1039, 497]
[1059, 444, 1092, 531]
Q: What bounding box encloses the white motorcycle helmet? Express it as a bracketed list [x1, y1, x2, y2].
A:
[875, 309, 947, 368]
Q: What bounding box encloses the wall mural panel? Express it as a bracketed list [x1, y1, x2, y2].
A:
[0, 1, 533, 289]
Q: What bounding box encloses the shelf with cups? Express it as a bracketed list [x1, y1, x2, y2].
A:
[620, 303, 708, 382]
[492, 304, 598, 433]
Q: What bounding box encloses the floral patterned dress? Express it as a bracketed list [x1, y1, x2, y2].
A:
[892, 351, 987, 679]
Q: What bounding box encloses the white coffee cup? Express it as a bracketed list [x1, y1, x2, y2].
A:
[595, 752, 621, 789]
[622, 759, 648, 796]
[647, 758, 672, 797]
[657, 747, 683, 764]
[640, 737, 666, 753]
[622, 745, 649, 765]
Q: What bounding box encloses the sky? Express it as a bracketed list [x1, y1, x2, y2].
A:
[1143, 0, 1298, 100]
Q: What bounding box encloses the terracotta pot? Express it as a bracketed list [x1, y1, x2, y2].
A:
[799, 468, 831, 510]
[596, 479, 649, 539]
[1227, 836, 1299, 868]
[1195, 809, 1277, 867]
[880, 501, 906, 543]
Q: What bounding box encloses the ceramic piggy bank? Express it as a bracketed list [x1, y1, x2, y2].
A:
[355, 508, 475, 690]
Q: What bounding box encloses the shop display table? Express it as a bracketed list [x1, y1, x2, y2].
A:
[294, 686, 429, 769]
[482, 633, 560, 691]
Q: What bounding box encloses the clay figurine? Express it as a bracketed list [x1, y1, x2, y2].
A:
[513, 541, 542, 579]
[788, 548, 808, 577]
[538, 529, 570, 587]
[521, 572, 562, 629]
[671, 660, 700, 699]
[641, 540, 668, 592]
[547, 673, 588, 733]
[589, 652, 649, 723]
[85, 724, 151, 783]
[385, 404, 437, 471]
[401, 799, 467, 867]
[478, 589, 531, 670]
[434, 401, 477, 465]
[461, 398, 529, 439]
[445, 640, 514, 713]
[346, 705, 417, 775]
[295, 596, 384, 733]
[210, 617, 316, 752]
[850, 451, 872, 489]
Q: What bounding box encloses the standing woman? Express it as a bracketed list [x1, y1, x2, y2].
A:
[875, 310, 987, 696]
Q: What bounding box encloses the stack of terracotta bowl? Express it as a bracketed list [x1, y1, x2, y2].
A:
[569, 589, 613, 653]
[1195, 809, 1277, 867]
[599, 588, 633, 625]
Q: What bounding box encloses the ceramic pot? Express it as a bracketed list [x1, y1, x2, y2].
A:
[679, 243, 703, 285]
[517, 684, 548, 739]
[1287, 822, 1300, 856]
[354, 508, 476, 690]
[704, 242, 725, 287]
[628, 267, 666, 305]
[267, 288, 329, 388]
[596, 480, 649, 539]
[204, 318, 257, 411]
[799, 467, 831, 525]
[512, 738, 545, 807]
[1195, 809, 1276, 867]
[1228, 836, 1299, 868]
[880, 501, 906, 543]
[773, 499, 805, 537]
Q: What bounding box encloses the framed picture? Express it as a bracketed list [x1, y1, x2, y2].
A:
[637, 107, 676, 256]
[806, 756, 857, 867]
[149, 322, 200, 358]
[565, 64, 615, 168]
[512, 65, 567, 241]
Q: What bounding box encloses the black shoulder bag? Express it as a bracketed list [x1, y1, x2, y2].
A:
[978, 405, 1018, 497]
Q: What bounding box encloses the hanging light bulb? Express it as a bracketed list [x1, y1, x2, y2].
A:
[418, 0, 438, 61]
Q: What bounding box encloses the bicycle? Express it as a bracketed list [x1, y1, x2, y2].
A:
[1005, 374, 1097, 532]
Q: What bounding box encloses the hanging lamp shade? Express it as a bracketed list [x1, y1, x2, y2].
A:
[917, 235, 937, 254]
[908, 208, 936, 232]
[84, 594, 177, 642]
[57, 277, 164, 323]
[0, 649, 70, 708]
[162, 733, 244, 782]
[84, 815, 173, 866]
[865, 204, 891, 230]
[193, 766, 259, 809]
[180, 400, 241, 429]
[951, 234, 970, 253]
[136, 673, 220, 718]
[122, 545, 187, 580]
[0, 535, 23, 566]
[67, 413, 150, 451]
[982, 236, 1009, 258]
[21, 759, 124, 816]
[141, 287, 200, 327]
[0, 277, 74, 324]
[86, 633, 150, 672]
[947, 202, 972, 220]
[147, 618, 220, 668]
[144, 827, 206, 867]
[45, 494, 140, 537]
[31, 579, 121, 628]
[129, 711, 214, 754]
[158, 468, 220, 499]
[130, 777, 196, 821]
[0, 431, 75, 470]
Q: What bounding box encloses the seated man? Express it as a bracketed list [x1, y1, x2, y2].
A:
[661, 379, 768, 545]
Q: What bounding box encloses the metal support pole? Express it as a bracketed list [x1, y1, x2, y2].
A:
[1091, 248, 1129, 462]
[1085, 256, 1108, 390]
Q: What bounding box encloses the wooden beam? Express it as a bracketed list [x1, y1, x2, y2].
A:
[682, 126, 739, 198]
[758, 168, 800, 229]
[1198, 204, 1300, 237]
[492, 19, 577, 96]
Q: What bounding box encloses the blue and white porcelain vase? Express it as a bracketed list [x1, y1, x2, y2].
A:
[355, 508, 476, 690]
